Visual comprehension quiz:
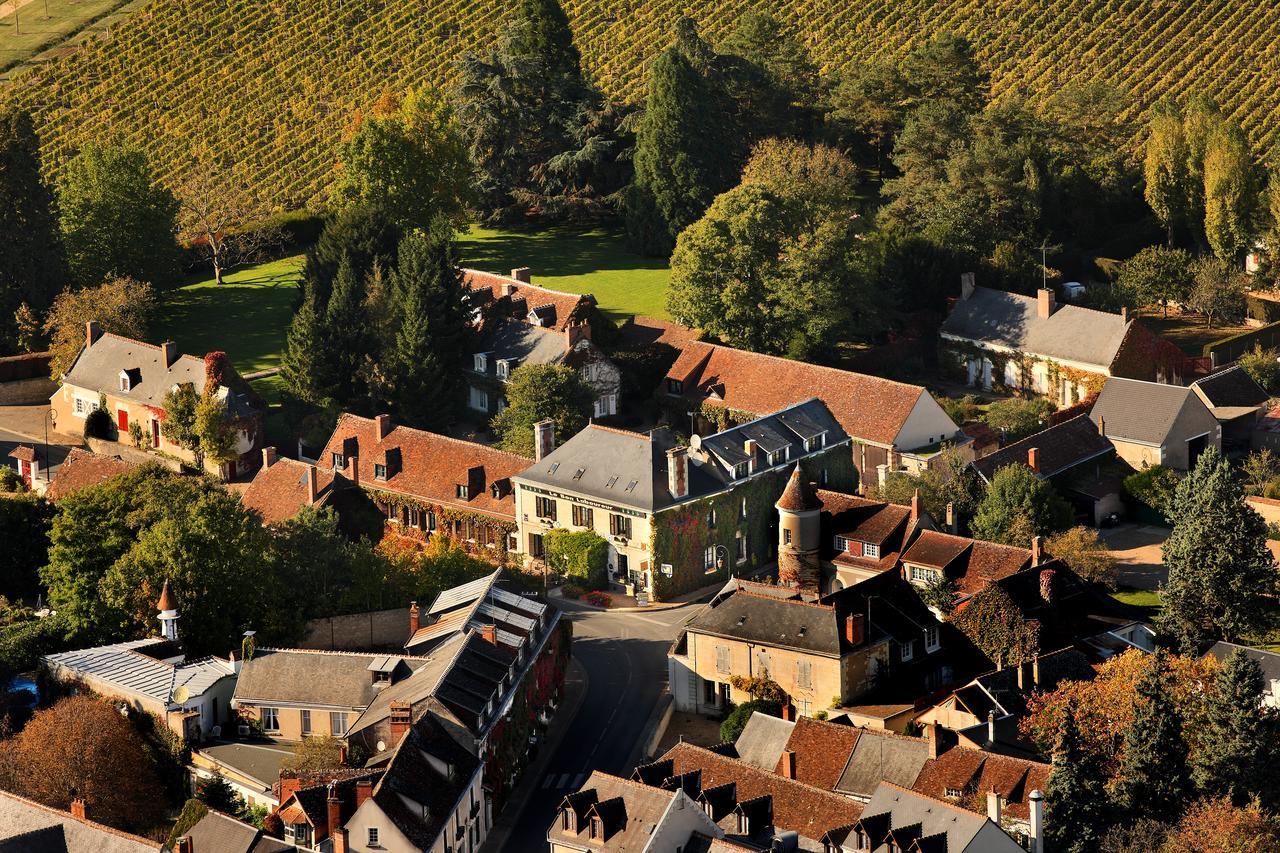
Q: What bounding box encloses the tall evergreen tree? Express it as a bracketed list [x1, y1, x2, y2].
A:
[1114, 651, 1192, 823]
[322, 256, 371, 404]
[0, 107, 69, 352]
[1160, 446, 1278, 651]
[303, 205, 400, 310]
[1044, 708, 1110, 853]
[280, 284, 329, 404]
[1193, 648, 1280, 807]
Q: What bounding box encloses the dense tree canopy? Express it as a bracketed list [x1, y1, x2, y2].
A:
[43, 276, 157, 378]
[492, 364, 594, 456]
[969, 464, 1073, 545]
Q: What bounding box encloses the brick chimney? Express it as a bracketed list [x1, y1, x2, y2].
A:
[262, 447, 277, 468]
[1037, 288, 1056, 319]
[389, 703, 411, 740]
[355, 779, 374, 810]
[1098, 416, 1106, 437]
[1027, 447, 1040, 474]
[987, 790, 1003, 824]
[566, 322, 592, 351]
[306, 465, 319, 505]
[332, 829, 348, 853]
[326, 782, 341, 838]
[278, 775, 303, 806]
[781, 701, 793, 722]
[70, 798, 87, 821]
[910, 489, 921, 522]
[409, 601, 420, 636]
[960, 272, 976, 301]
[175, 839, 193, 853]
[374, 414, 392, 442]
[511, 267, 532, 283]
[161, 340, 179, 367]
[1031, 535, 1043, 566]
[667, 446, 688, 499]
[480, 624, 497, 645]
[780, 750, 797, 780]
[926, 722, 941, 759]
[85, 321, 101, 349]
[534, 419, 555, 462]
[845, 613, 865, 646]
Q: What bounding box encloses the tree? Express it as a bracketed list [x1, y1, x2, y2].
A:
[0, 493, 54, 603]
[1044, 708, 1111, 853]
[270, 506, 391, 619]
[720, 699, 782, 743]
[281, 285, 330, 405]
[335, 87, 472, 231]
[194, 392, 241, 467]
[491, 364, 594, 456]
[970, 464, 1073, 545]
[0, 694, 165, 832]
[1114, 651, 1192, 823]
[982, 396, 1055, 442]
[43, 276, 157, 378]
[0, 107, 68, 353]
[827, 59, 912, 172]
[718, 12, 818, 140]
[1192, 649, 1280, 806]
[195, 774, 241, 813]
[899, 32, 989, 115]
[1046, 526, 1119, 589]
[1144, 100, 1192, 245]
[1160, 446, 1278, 651]
[302, 205, 401, 310]
[160, 382, 200, 450]
[1161, 797, 1280, 852]
[174, 146, 278, 285]
[282, 735, 347, 773]
[58, 142, 181, 289]
[1203, 121, 1258, 263]
[320, 255, 372, 404]
[867, 446, 981, 521]
[1187, 256, 1247, 328]
[1238, 345, 1280, 394]
[738, 139, 861, 231]
[1116, 246, 1195, 315]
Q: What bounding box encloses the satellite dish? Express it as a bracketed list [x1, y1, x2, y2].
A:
[172, 686, 190, 704]
[376, 740, 387, 753]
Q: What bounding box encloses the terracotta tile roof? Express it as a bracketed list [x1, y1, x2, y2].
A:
[666, 342, 934, 446]
[818, 489, 912, 545]
[240, 458, 338, 524]
[7, 444, 35, 463]
[912, 747, 1049, 822]
[320, 414, 530, 520]
[658, 742, 863, 843]
[45, 448, 139, 501]
[959, 542, 1035, 599]
[901, 530, 972, 569]
[778, 717, 862, 790]
[777, 465, 820, 511]
[461, 269, 593, 333]
[617, 316, 702, 350]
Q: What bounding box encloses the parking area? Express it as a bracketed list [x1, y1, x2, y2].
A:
[1099, 523, 1170, 590]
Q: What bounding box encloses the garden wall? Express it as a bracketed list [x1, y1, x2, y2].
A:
[1203, 321, 1280, 366]
[300, 606, 410, 651]
[85, 437, 183, 472]
[0, 353, 55, 405]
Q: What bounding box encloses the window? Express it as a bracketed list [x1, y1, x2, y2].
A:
[261, 707, 279, 732]
[667, 378, 683, 395]
[737, 534, 747, 563]
[456, 484, 470, 499]
[572, 505, 594, 528]
[783, 528, 792, 546]
[496, 359, 510, 379]
[331, 452, 344, 469]
[924, 627, 940, 653]
[617, 554, 628, 575]
[468, 386, 488, 412]
[901, 640, 914, 662]
[704, 546, 717, 572]
[120, 374, 129, 392]
[796, 659, 812, 689]
[529, 533, 544, 558]
[330, 711, 348, 736]
[703, 679, 717, 704]
[804, 432, 826, 451]
[757, 649, 771, 675]
[590, 817, 602, 839]
[473, 354, 487, 372]
[716, 645, 731, 673]
[368, 827, 380, 847]
[733, 462, 748, 479]
[821, 468, 829, 486]
[594, 394, 617, 418]
[908, 565, 940, 585]
[300, 709, 311, 735]
[374, 463, 387, 480]
[944, 787, 963, 799]
[768, 450, 782, 466]
[609, 514, 632, 538]
[740, 498, 748, 520]
[74, 397, 85, 415]
[708, 508, 716, 529]
[535, 496, 557, 521]
[862, 542, 880, 559]
[835, 536, 854, 552]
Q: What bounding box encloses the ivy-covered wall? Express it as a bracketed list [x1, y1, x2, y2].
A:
[649, 447, 855, 600]
[942, 339, 1106, 404]
[367, 489, 516, 565]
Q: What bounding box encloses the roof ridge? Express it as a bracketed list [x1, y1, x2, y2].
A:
[697, 340, 929, 395]
[734, 588, 834, 611]
[336, 413, 533, 464]
[668, 742, 859, 803]
[586, 423, 652, 440]
[0, 789, 158, 845]
[254, 647, 437, 662]
[878, 779, 984, 815]
[98, 330, 163, 352]
[461, 268, 592, 301]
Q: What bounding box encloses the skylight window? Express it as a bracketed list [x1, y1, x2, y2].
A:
[548, 462, 560, 474]
[573, 467, 586, 481]
[606, 475, 619, 488]
[625, 480, 638, 492]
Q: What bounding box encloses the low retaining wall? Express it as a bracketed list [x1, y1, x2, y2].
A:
[1246, 496, 1280, 527]
[85, 437, 183, 472]
[0, 352, 54, 405]
[300, 607, 411, 651]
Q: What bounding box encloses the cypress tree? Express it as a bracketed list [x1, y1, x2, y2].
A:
[280, 283, 328, 404]
[1194, 648, 1279, 807]
[303, 205, 400, 309]
[0, 107, 69, 351]
[1114, 651, 1192, 823]
[1044, 708, 1110, 853]
[321, 255, 370, 404]
[1160, 446, 1278, 652]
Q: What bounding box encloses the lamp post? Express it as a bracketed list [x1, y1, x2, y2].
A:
[43, 408, 56, 482]
[715, 544, 730, 578]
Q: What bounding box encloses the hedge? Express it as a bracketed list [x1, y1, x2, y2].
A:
[0, 615, 74, 683]
[1202, 320, 1280, 365]
[543, 529, 609, 590]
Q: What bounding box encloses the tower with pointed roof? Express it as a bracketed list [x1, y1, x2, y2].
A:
[157, 579, 179, 641]
[776, 466, 821, 592]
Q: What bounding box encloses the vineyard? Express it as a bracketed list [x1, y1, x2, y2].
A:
[5, 0, 1280, 213]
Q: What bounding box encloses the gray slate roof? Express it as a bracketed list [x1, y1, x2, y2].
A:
[1192, 366, 1269, 410]
[476, 320, 570, 371]
[834, 733, 931, 799]
[686, 589, 843, 657]
[971, 415, 1113, 482]
[182, 810, 297, 853]
[1090, 377, 1209, 444]
[859, 782, 1012, 852]
[63, 333, 206, 406]
[233, 649, 433, 709]
[733, 712, 795, 772]
[44, 638, 234, 705]
[0, 791, 157, 852]
[942, 286, 1130, 367]
[1206, 641, 1280, 684]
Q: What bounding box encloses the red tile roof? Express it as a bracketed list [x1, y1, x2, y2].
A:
[7, 444, 35, 463]
[778, 717, 862, 790]
[666, 342, 929, 445]
[462, 269, 594, 333]
[912, 747, 1049, 822]
[617, 316, 703, 350]
[901, 531, 1032, 599]
[240, 457, 337, 524]
[778, 466, 821, 511]
[818, 490, 912, 545]
[45, 448, 139, 501]
[320, 414, 530, 520]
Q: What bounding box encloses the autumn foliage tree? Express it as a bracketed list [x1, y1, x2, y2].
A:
[0, 695, 165, 832]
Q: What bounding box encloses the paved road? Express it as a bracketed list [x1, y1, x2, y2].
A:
[0, 426, 74, 482]
[503, 599, 700, 852]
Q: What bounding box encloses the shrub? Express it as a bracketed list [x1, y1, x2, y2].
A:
[720, 699, 782, 743]
[0, 467, 24, 493]
[982, 396, 1055, 442]
[83, 406, 114, 440]
[1123, 465, 1179, 515]
[1238, 344, 1280, 393]
[543, 529, 609, 590]
[560, 584, 584, 600]
[939, 394, 982, 425]
[583, 591, 612, 608]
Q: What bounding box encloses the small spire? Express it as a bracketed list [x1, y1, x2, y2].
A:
[776, 464, 819, 512]
[157, 579, 176, 612]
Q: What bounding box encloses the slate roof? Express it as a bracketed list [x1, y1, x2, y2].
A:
[912, 748, 1049, 823]
[941, 286, 1131, 368]
[665, 341, 949, 446]
[44, 639, 234, 705]
[0, 791, 157, 852]
[195, 740, 295, 791]
[1192, 365, 1270, 410]
[240, 457, 338, 524]
[1090, 377, 1209, 445]
[850, 782, 1015, 853]
[834, 730, 932, 799]
[474, 319, 573, 371]
[686, 587, 845, 657]
[45, 449, 139, 501]
[407, 569, 547, 651]
[181, 809, 297, 853]
[733, 712, 795, 772]
[1206, 641, 1280, 684]
[970, 415, 1113, 482]
[321, 414, 530, 520]
[462, 269, 593, 333]
[546, 772, 688, 851]
[232, 649, 433, 710]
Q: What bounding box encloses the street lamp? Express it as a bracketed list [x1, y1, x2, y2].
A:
[715, 544, 730, 577]
[43, 408, 56, 479]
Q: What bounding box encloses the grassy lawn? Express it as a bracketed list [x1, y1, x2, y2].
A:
[0, 0, 136, 73]
[456, 225, 671, 322]
[1112, 587, 1162, 622]
[1138, 308, 1252, 357]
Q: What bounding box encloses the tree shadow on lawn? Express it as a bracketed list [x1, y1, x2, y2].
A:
[159, 276, 299, 372]
[457, 225, 668, 279]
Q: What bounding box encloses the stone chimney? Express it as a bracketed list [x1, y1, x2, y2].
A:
[986, 790, 1003, 824]
[845, 613, 865, 646]
[534, 419, 556, 462]
[1121, 306, 1129, 322]
[910, 489, 921, 523]
[1033, 655, 1041, 687]
[409, 601, 420, 636]
[1037, 288, 1056, 319]
[307, 465, 318, 505]
[326, 782, 341, 837]
[987, 710, 996, 745]
[1027, 447, 1039, 473]
[960, 272, 976, 301]
[356, 779, 374, 810]
[162, 340, 179, 367]
[780, 750, 796, 780]
[566, 322, 592, 351]
[262, 447, 277, 468]
[667, 446, 689, 500]
[1098, 416, 1106, 437]
[70, 798, 88, 821]
[1017, 661, 1025, 690]
[1031, 535, 1043, 566]
[85, 321, 101, 349]
[743, 439, 759, 473]
[1029, 790, 1045, 853]
[375, 414, 392, 442]
[945, 502, 957, 534]
[511, 267, 532, 283]
[926, 722, 941, 759]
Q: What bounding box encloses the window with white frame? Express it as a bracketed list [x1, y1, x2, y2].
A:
[300, 709, 311, 735]
[367, 827, 380, 847]
[901, 640, 914, 662]
[330, 711, 348, 736]
[261, 707, 279, 732]
[924, 626, 940, 653]
[593, 394, 617, 418]
[468, 386, 489, 412]
[862, 542, 880, 559]
[704, 546, 717, 572]
[331, 451, 344, 469]
[835, 536, 854, 552]
[496, 359, 510, 379]
[473, 354, 487, 372]
[908, 565, 939, 584]
[737, 534, 747, 562]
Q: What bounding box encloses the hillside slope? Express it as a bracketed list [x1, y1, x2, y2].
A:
[5, 0, 1279, 213]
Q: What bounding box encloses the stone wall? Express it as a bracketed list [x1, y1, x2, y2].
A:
[300, 607, 411, 652]
[85, 436, 183, 472]
[0, 352, 55, 404]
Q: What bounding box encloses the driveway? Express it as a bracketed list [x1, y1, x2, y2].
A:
[0, 404, 83, 485]
[1100, 524, 1170, 590]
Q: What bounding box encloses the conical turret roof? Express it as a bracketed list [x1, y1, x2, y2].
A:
[157, 579, 176, 612]
[776, 465, 820, 512]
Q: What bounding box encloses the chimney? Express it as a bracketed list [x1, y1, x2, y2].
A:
[1031, 536, 1043, 566]
[926, 722, 941, 759]
[278, 776, 303, 806]
[1039, 567, 1056, 602]
[1029, 790, 1045, 853]
[960, 272, 976, 301]
[261, 447, 277, 469]
[534, 419, 556, 462]
[306, 465, 319, 505]
[1017, 661, 1025, 690]
[1037, 288, 1056, 319]
[781, 701, 793, 722]
[374, 414, 392, 442]
[162, 340, 179, 367]
[1098, 416, 1106, 437]
[176, 838, 193, 853]
[1033, 655, 1041, 687]
[845, 613, 865, 646]
[945, 502, 957, 534]
[409, 601, 420, 636]
[987, 710, 996, 745]
[780, 750, 796, 780]
[326, 782, 341, 837]
[70, 798, 87, 821]
[1121, 306, 1129, 322]
[332, 829, 348, 853]
[389, 703, 411, 740]
[355, 779, 374, 810]
[511, 267, 532, 283]
[910, 489, 921, 522]
[566, 322, 592, 351]
[480, 624, 497, 645]
[350, 455, 360, 487]
[1027, 447, 1039, 474]
[85, 320, 101, 349]
[339, 744, 348, 766]
[743, 439, 759, 472]
[228, 650, 240, 675]
[986, 790, 1003, 824]
[667, 446, 689, 499]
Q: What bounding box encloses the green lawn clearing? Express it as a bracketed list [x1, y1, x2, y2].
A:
[1112, 587, 1162, 622]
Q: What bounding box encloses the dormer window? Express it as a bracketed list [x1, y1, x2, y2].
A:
[835, 536, 854, 552]
[590, 817, 602, 839]
[119, 371, 130, 392]
[374, 463, 388, 480]
[733, 462, 748, 479]
[925, 626, 940, 653]
[496, 359, 512, 379]
[738, 814, 750, 834]
[862, 542, 880, 559]
[805, 432, 826, 451]
[331, 452, 344, 470]
[667, 379, 683, 395]
[473, 353, 488, 372]
[457, 484, 470, 499]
